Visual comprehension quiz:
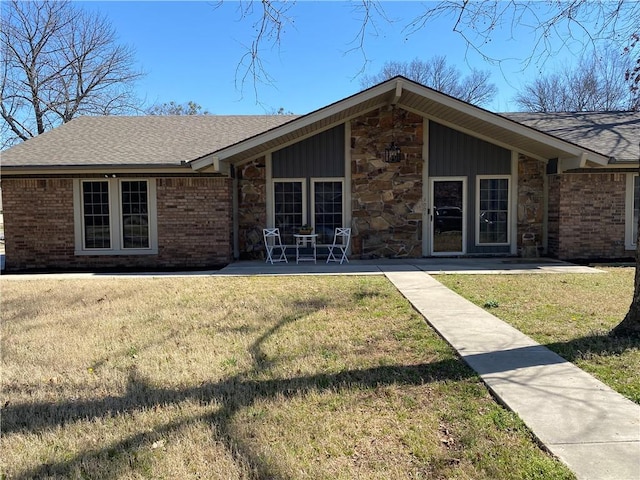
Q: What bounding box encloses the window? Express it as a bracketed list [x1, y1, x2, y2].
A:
[273, 179, 305, 244]
[74, 179, 157, 255]
[121, 181, 150, 249]
[477, 176, 510, 245]
[625, 174, 640, 250]
[82, 181, 111, 249]
[312, 179, 343, 244]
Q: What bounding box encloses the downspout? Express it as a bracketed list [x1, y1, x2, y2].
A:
[232, 165, 239, 260]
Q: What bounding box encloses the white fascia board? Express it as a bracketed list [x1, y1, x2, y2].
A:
[190, 154, 216, 171]
[401, 82, 611, 166]
[392, 80, 403, 105]
[189, 79, 402, 170]
[560, 153, 588, 171]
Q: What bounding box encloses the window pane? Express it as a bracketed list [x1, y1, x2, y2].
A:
[82, 181, 111, 249]
[274, 181, 303, 244]
[634, 176, 640, 244]
[121, 181, 150, 248]
[433, 181, 464, 253]
[479, 178, 509, 244]
[314, 181, 343, 244]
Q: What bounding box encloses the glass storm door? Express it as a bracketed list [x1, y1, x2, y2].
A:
[431, 178, 465, 254]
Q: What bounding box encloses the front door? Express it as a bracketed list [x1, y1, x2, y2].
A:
[430, 178, 466, 255]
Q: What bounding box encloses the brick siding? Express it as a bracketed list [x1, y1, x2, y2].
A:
[2, 176, 232, 272]
[551, 173, 627, 260]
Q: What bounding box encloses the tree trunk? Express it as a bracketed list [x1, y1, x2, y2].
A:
[611, 160, 640, 338]
[612, 257, 640, 337]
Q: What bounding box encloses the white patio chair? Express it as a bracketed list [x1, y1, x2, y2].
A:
[326, 227, 351, 264]
[263, 228, 288, 264]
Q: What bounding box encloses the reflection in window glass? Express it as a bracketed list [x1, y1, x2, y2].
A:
[634, 176, 640, 244]
[274, 181, 303, 244]
[82, 181, 111, 249]
[314, 181, 342, 244]
[121, 181, 149, 248]
[433, 180, 464, 253]
[479, 178, 509, 244]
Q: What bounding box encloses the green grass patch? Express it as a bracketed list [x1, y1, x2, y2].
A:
[437, 267, 640, 403]
[1, 276, 574, 479]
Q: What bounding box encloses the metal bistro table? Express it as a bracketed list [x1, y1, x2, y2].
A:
[293, 233, 317, 264]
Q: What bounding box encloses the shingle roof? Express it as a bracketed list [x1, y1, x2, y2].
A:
[1, 115, 299, 167]
[502, 111, 640, 162]
[2, 108, 638, 169]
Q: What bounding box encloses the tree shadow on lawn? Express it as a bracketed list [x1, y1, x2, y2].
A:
[3, 291, 474, 479]
[4, 359, 473, 479]
[545, 331, 640, 362]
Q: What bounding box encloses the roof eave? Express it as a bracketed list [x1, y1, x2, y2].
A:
[0, 163, 195, 175]
[189, 80, 399, 170]
[189, 76, 613, 170]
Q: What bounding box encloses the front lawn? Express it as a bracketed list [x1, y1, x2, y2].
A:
[436, 267, 640, 403]
[1, 276, 573, 479]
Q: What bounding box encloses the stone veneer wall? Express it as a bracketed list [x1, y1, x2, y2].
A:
[549, 173, 628, 260]
[547, 175, 560, 257]
[350, 107, 424, 258]
[2, 176, 232, 271]
[237, 158, 268, 260]
[517, 155, 546, 254]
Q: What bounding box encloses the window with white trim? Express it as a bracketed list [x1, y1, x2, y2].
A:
[74, 179, 158, 255]
[625, 173, 640, 250]
[477, 176, 510, 245]
[312, 179, 344, 244]
[273, 179, 306, 244]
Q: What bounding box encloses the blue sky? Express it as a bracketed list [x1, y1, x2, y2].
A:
[81, 1, 592, 115]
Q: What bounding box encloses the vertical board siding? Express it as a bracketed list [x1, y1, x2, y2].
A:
[429, 122, 511, 176]
[273, 124, 345, 177]
[429, 121, 512, 254]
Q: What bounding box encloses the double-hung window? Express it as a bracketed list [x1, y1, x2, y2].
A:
[74, 179, 158, 255]
[477, 176, 510, 245]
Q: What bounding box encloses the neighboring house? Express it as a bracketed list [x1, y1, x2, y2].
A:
[1, 76, 639, 272]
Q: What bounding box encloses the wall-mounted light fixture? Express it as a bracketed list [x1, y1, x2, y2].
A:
[384, 105, 402, 163]
[384, 142, 401, 163]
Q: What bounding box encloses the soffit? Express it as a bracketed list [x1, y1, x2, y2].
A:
[212, 78, 609, 167]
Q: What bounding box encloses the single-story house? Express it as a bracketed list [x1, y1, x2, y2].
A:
[1, 76, 639, 271]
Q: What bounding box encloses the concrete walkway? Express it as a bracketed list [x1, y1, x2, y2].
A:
[384, 270, 640, 480]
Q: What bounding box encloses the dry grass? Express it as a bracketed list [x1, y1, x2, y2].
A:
[1, 276, 573, 479]
[437, 267, 640, 403]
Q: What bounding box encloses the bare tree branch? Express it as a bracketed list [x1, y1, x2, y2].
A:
[515, 44, 637, 112]
[359, 56, 498, 107]
[1, 0, 143, 147]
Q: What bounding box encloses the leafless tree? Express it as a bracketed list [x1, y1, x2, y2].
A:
[147, 101, 210, 116]
[0, 0, 143, 147]
[515, 45, 638, 112]
[360, 56, 497, 106]
[230, 1, 639, 95]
